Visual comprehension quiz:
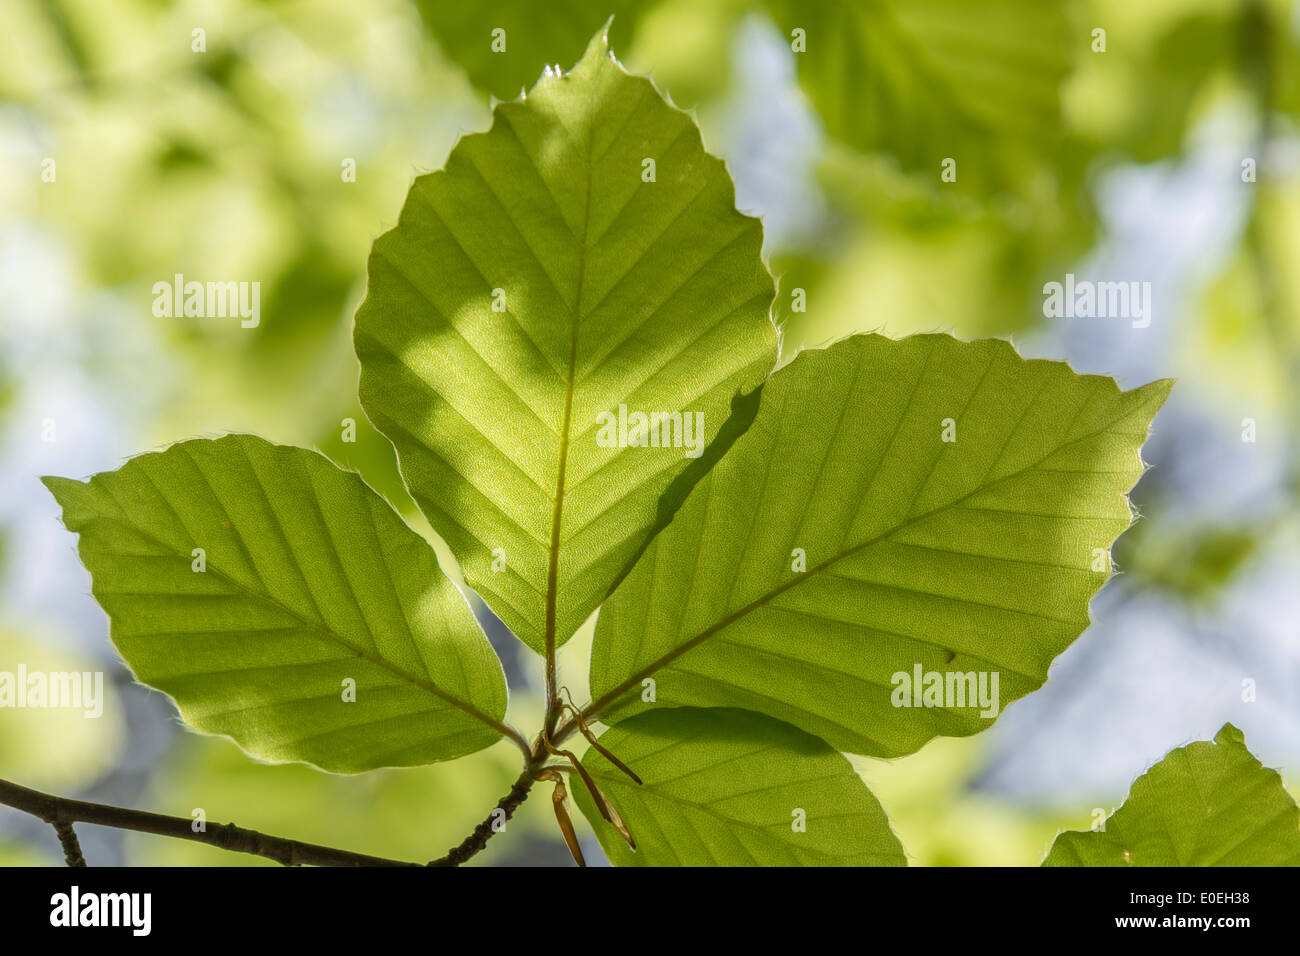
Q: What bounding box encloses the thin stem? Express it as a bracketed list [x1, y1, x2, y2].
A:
[0, 777, 417, 866]
[428, 764, 538, 866]
[0, 756, 544, 868]
[53, 820, 87, 867]
[552, 712, 580, 747]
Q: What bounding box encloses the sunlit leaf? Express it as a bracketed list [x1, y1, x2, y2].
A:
[44, 435, 509, 773]
[1044, 723, 1300, 866]
[355, 28, 777, 654]
[573, 707, 906, 865]
[590, 333, 1171, 757]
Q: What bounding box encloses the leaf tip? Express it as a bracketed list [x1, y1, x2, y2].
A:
[40, 474, 86, 507]
[579, 17, 617, 69]
[1213, 722, 1246, 747]
[1142, 377, 1176, 406]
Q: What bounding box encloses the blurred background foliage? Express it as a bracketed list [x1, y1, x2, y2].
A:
[1, 0, 1299, 866]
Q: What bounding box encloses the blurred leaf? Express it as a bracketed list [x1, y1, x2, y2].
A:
[773, 218, 1055, 347]
[1123, 14, 1236, 161]
[1044, 723, 1300, 866]
[574, 707, 906, 865]
[1119, 520, 1261, 604]
[765, 0, 1072, 194]
[44, 435, 509, 773]
[774, 141, 1093, 348]
[155, 137, 213, 172]
[1274, 14, 1300, 120]
[250, 243, 355, 351]
[854, 736, 1077, 866]
[1165, 528, 1260, 596]
[1182, 239, 1288, 410]
[1064, 2, 1247, 161]
[622, 0, 747, 108]
[590, 334, 1171, 757]
[354, 29, 777, 654]
[414, 0, 652, 101]
[35, 0, 93, 84]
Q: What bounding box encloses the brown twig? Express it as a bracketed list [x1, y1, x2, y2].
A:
[0, 759, 541, 868]
[53, 820, 87, 867]
[428, 766, 537, 866]
[1, 777, 417, 866]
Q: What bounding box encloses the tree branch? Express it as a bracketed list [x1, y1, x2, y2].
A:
[53, 820, 87, 867]
[0, 763, 540, 868]
[0, 777, 417, 866]
[428, 765, 536, 866]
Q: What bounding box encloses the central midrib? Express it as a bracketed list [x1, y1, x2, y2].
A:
[544, 131, 595, 675]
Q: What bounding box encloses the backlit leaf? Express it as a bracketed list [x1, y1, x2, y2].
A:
[573, 707, 907, 866]
[355, 28, 777, 654]
[1044, 723, 1300, 867]
[44, 435, 510, 773]
[590, 333, 1171, 757]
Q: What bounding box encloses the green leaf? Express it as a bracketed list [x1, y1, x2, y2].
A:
[1044, 724, 1300, 867]
[1075, 10, 1238, 164]
[572, 707, 906, 866]
[43, 435, 511, 773]
[589, 333, 1172, 758]
[764, 0, 1070, 190]
[355, 28, 777, 654]
[414, 4, 651, 103]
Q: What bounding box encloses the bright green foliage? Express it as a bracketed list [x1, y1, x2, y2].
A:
[44, 435, 508, 773]
[764, 0, 1070, 189]
[590, 334, 1172, 757]
[573, 708, 906, 866]
[33, 22, 1208, 868]
[355, 28, 777, 654]
[1044, 724, 1300, 867]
